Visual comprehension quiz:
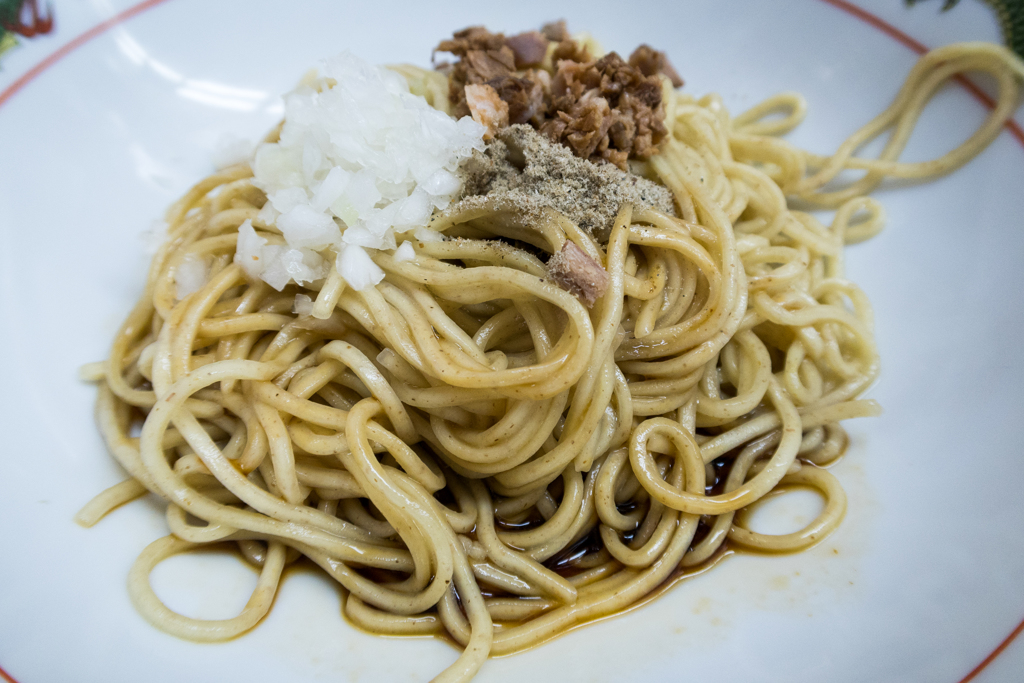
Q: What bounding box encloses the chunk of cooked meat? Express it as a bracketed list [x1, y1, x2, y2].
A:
[486, 75, 545, 125]
[505, 31, 549, 68]
[628, 44, 684, 88]
[437, 26, 517, 118]
[540, 19, 570, 42]
[547, 240, 609, 307]
[464, 83, 509, 139]
[551, 37, 592, 64]
[541, 90, 612, 159]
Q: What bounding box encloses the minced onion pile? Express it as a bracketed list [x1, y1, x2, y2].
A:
[232, 52, 486, 297]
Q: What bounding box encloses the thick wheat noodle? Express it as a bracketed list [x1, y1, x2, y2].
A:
[76, 41, 1023, 682]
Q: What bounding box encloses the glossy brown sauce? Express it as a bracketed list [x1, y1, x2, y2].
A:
[263, 447, 828, 652]
[488, 544, 737, 658]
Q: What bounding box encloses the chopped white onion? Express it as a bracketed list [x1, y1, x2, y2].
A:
[234, 220, 267, 279]
[256, 203, 280, 226]
[310, 166, 350, 212]
[414, 226, 444, 243]
[336, 244, 384, 291]
[261, 246, 328, 291]
[293, 293, 314, 316]
[393, 241, 416, 262]
[269, 187, 309, 213]
[277, 204, 341, 249]
[175, 252, 210, 300]
[247, 51, 486, 291]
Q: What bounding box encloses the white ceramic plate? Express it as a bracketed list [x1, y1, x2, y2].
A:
[1, 1, 1022, 681]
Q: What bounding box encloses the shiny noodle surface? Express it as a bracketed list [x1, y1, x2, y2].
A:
[78, 41, 1024, 682]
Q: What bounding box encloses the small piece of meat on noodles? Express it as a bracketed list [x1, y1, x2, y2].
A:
[547, 240, 609, 307]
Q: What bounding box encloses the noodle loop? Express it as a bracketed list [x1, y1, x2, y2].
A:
[79, 39, 1024, 683]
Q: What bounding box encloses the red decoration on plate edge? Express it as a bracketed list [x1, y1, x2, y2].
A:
[0, 1, 1020, 682]
[0, 0, 54, 64]
[1, 0, 54, 38]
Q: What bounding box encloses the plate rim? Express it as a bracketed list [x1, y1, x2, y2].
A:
[0, 2, 1021, 682]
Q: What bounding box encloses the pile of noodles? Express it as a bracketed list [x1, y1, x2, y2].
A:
[77, 42, 1024, 682]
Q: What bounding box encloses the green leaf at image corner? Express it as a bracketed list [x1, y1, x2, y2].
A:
[988, 0, 1024, 57]
[907, 0, 1024, 58]
[0, 30, 17, 63]
[0, 0, 26, 26]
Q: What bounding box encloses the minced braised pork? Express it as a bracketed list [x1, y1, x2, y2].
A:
[540, 20, 570, 42]
[436, 27, 532, 119]
[541, 52, 668, 168]
[488, 75, 545, 125]
[434, 24, 683, 170]
[504, 31, 549, 67]
[628, 44, 684, 88]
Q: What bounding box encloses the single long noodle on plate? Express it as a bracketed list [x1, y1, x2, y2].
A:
[76, 28, 1024, 683]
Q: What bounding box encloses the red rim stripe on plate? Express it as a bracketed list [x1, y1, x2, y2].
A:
[819, 0, 1024, 148]
[0, 1, 1021, 683]
[818, 6, 1024, 681]
[958, 617, 1024, 683]
[0, 0, 173, 109]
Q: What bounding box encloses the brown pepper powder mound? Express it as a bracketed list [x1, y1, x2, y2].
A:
[451, 124, 676, 240]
